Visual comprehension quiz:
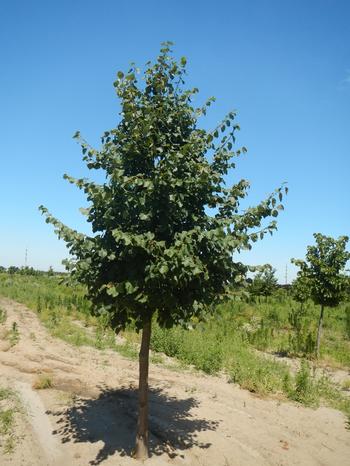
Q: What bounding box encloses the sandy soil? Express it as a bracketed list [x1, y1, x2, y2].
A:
[0, 296, 349, 466]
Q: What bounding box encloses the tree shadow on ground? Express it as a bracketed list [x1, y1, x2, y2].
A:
[50, 386, 219, 465]
[272, 350, 289, 358]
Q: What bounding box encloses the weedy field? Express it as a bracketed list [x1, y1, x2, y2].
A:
[0, 271, 350, 465]
[0, 272, 349, 417]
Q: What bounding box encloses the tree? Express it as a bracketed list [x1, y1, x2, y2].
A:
[291, 275, 310, 311]
[39, 43, 287, 459]
[292, 233, 350, 358]
[249, 264, 278, 302]
[345, 275, 350, 301]
[289, 276, 312, 355]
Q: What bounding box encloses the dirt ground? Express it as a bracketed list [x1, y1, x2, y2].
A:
[0, 296, 349, 466]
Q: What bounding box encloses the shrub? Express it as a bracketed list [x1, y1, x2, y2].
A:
[290, 360, 318, 406]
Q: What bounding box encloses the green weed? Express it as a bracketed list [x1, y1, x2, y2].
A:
[0, 387, 18, 454]
[116, 341, 138, 359]
[5, 322, 20, 347]
[0, 409, 15, 435]
[345, 306, 350, 340]
[0, 388, 12, 402]
[289, 360, 318, 406]
[0, 308, 7, 324]
[341, 379, 350, 391]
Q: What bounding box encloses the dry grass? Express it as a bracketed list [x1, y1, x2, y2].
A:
[32, 374, 53, 390]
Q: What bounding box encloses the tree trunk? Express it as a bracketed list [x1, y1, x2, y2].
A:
[316, 305, 324, 358]
[134, 317, 152, 460]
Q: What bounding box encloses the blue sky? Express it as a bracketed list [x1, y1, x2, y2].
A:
[1, 0, 349, 282]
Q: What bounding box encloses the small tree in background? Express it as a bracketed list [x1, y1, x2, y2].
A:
[289, 276, 313, 355]
[345, 275, 350, 300]
[249, 264, 278, 302]
[40, 43, 286, 459]
[291, 275, 310, 311]
[292, 233, 350, 358]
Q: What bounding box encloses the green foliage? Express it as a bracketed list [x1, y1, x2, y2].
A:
[291, 276, 310, 304]
[290, 360, 318, 406]
[151, 317, 290, 383]
[0, 387, 18, 454]
[39, 43, 286, 332]
[0, 389, 12, 401]
[0, 409, 14, 435]
[0, 273, 145, 366]
[345, 306, 350, 340]
[151, 323, 223, 374]
[2, 273, 349, 369]
[342, 379, 350, 390]
[2, 266, 59, 277]
[0, 308, 7, 324]
[288, 362, 350, 416]
[288, 305, 315, 356]
[249, 264, 278, 300]
[292, 233, 350, 308]
[228, 350, 290, 395]
[292, 234, 350, 357]
[245, 318, 274, 350]
[6, 322, 19, 347]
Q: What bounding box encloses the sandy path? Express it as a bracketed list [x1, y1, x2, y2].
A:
[14, 380, 68, 466]
[0, 296, 349, 466]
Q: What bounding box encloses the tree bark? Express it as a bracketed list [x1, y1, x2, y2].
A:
[134, 317, 152, 460]
[316, 305, 324, 358]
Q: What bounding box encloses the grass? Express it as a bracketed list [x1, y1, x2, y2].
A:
[0, 273, 139, 357]
[0, 387, 18, 454]
[33, 374, 53, 390]
[7, 322, 19, 347]
[150, 301, 350, 413]
[288, 360, 319, 406]
[0, 308, 7, 324]
[0, 272, 349, 417]
[341, 379, 350, 391]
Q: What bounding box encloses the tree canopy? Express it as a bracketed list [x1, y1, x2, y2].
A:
[291, 276, 310, 304]
[292, 233, 350, 308]
[292, 233, 350, 357]
[40, 43, 287, 332]
[249, 264, 278, 299]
